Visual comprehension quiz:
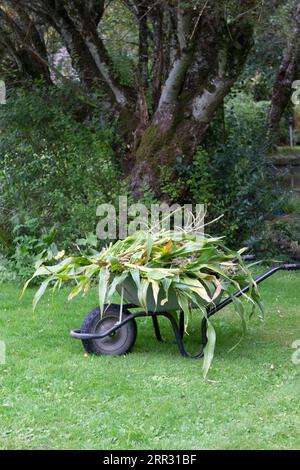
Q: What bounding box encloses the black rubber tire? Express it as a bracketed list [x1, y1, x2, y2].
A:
[81, 304, 137, 356]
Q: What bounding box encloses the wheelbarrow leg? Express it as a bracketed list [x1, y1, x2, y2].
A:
[179, 311, 185, 339]
[152, 315, 163, 342]
[152, 311, 184, 344]
[160, 312, 206, 359]
[201, 317, 208, 349]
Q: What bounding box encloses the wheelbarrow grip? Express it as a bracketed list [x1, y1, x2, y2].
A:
[233, 254, 256, 263]
[282, 263, 300, 271]
[207, 262, 300, 319]
[242, 255, 256, 261]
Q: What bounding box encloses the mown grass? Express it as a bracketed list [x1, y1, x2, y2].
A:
[0, 272, 300, 450]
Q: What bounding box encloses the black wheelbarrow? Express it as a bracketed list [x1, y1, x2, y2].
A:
[70, 263, 300, 358]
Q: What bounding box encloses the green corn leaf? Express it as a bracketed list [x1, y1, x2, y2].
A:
[33, 277, 53, 311]
[176, 290, 190, 318]
[174, 283, 211, 304]
[107, 272, 128, 302]
[203, 319, 216, 379]
[130, 268, 141, 290]
[98, 266, 110, 315]
[138, 278, 150, 312]
[150, 280, 160, 308]
[232, 296, 247, 335]
[161, 278, 172, 305]
[162, 277, 172, 295]
[146, 233, 153, 260]
[68, 277, 91, 301]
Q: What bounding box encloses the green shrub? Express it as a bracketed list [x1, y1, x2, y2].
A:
[247, 217, 300, 260]
[9, 220, 60, 281]
[160, 150, 215, 205]
[0, 254, 16, 283]
[281, 195, 300, 214]
[155, 92, 280, 249]
[0, 84, 123, 254]
[188, 92, 281, 246]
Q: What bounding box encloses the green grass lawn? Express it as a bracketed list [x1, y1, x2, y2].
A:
[0, 272, 300, 450]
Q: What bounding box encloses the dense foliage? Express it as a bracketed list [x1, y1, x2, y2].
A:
[161, 92, 281, 246]
[0, 84, 123, 278]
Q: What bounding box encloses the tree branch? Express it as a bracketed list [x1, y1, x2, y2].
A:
[268, 0, 300, 133]
[0, 3, 51, 82]
[191, 19, 254, 123]
[152, 2, 195, 129]
[63, 0, 133, 107]
[137, 1, 149, 88]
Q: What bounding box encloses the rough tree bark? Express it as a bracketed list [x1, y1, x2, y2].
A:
[41, 1, 103, 90]
[0, 2, 51, 82]
[129, 6, 254, 197]
[268, 0, 300, 135]
[63, 0, 133, 108]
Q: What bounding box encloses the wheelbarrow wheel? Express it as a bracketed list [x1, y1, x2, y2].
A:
[81, 305, 137, 356]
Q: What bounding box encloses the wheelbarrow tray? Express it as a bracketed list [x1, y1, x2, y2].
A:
[118, 276, 222, 312]
[70, 263, 300, 359]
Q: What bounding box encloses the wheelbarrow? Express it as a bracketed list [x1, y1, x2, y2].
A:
[70, 263, 300, 358]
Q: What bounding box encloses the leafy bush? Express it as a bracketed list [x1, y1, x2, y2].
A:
[281, 195, 300, 214]
[160, 150, 215, 205]
[9, 220, 60, 281]
[0, 84, 123, 255]
[0, 254, 16, 283]
[266, 218, 300, 259]
[187, 92, 281, 247]
[155, 92, 281, 250]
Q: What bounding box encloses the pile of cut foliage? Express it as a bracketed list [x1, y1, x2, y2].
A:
[23, 227, 262, 376]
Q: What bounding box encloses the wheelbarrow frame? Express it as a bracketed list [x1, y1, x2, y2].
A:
[70, 263, 300, 359]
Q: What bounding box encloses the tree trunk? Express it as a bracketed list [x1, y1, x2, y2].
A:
[268, 1, 300, 135]
[53, 11, 105, 91]
[0, 5, 52, 83]
[130, 79, 236, 198]
[129, 19, 254, 199]
[63, 1, 133, 109]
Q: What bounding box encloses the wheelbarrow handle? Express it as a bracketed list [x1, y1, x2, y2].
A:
[233, 254, 256, 263]
[282, 263, 300, 270]
[241, 255, 256, 261]
[207, 262, 300, 318]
